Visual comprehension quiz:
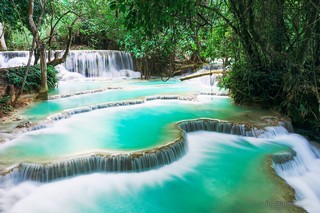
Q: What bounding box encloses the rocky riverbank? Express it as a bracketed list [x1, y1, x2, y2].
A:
[0, 84, 35, 142]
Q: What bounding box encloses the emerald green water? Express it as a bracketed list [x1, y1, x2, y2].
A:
[0, 98, 246, 165]
[0, 79, 299, 213]
[51, 79, 181, 95]
[73, 139, 288, 213]
[86, 135, 286, 213]
[5, 132, 290, 213]
[23, 79, 224, 120]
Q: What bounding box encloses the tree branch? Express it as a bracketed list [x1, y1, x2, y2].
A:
[197, 3, 239, 36]
[47, 17, 79, 67]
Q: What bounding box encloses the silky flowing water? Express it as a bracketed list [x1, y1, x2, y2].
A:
[24, 79, 226, 120]
[0, 51, 319, 212]
[1, 132, 294, 213]
[1, 97, 246, 165]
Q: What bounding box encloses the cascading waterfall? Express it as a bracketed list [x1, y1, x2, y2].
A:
[1, 119, 294, 183]
[0, 51, 30, 68]
[62, 50, 135, 77]
[1, 111, 319, 212]
[1, 50, 319, 212]
[3, 137, 186, 183]
[0, 50, 140, 78]
[179, 119, 248, 135]
[7, 97, 197, 137]
[183, 69, 229, 96]
[178, 119, 293, 138]
[271, 134, 320, 213]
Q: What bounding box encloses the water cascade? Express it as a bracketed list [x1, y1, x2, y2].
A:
[272, 135, 320, 212]
[62, 50, 135, 77]
[0, 50, 139, 78]
[48, 87, 122, 100]
[178, 119, 293, 138]
[1, 52, 319, 212]
[179, 119, 320, 212]
[3, 137, 186, 183]
[1, 119, 294, 183]
[0, 51, 29, 67]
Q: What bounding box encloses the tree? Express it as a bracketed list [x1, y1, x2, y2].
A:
[0, 22, 7, 50]
[27, 0, 49, 100]
[0, 0, 80, 106]
[70, 0, 123, 49]
[112, 0, 320, 134]
[109, 0, 211, 78]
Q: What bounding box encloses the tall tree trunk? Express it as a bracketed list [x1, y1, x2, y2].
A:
[0, 22, 7, 50]
[36, 43, 48, 100]
[28, 0, 48, 100]
[229, 0, 261, 67]
[273, 0, 286, 53]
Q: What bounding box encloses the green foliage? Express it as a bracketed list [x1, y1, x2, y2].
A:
[0, 95, 13, 115]
[220, 0, 320, 134]
[109, 0, 214, 77]
[110, 0, 196, 36]
[5, 65, 58, 92]
[221, 62, 283, 107]
[6, 27, 33, 50]
[202, 26, 236, 62]
[66, 0, 124, 49]
[46, 0, 80, 49]
[1, 0, 79, 50]
[281, 65, 320, 126]
[2, 0, 320, 134]
[0, 0, 42, 31]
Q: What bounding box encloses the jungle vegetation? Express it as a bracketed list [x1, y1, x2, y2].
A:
[0, 0, 320, 138]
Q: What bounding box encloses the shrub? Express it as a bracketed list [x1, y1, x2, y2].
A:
[5, 65, 58, 92]
[0, 95, 13, 116]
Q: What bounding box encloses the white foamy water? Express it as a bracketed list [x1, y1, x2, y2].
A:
[0, 55, 5, 67]
[100, 69, 141, 79]
[1, 130, 319, 213]
[6, 57, 30, 67]
[181, 69, 229, 96]
[62, 50, 135, 77]
[0, 50, 140, 79]
[0, 51, 30, 68]
[55, 65, 85, 81]
[185, 69, 221, 87]
[0, 132, 227, 212]
[272, 134, 320, 213]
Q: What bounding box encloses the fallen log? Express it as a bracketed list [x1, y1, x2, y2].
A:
[180, 69, 224, 81]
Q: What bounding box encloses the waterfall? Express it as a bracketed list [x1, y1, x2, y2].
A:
[0, 50, 139, 78]
[177, 119, 292, 137]
[7, 114, 317, 211]
[0, 51, 30, 68]
[179, 119, 246, 135]
[62, 50, 135, 77]
[48, 87, 122, 100]
[179, 120, 320, 212]
[1, 119, 296, 184]
[271, 135, 320, 213]
[145, 95, 196, 102]
[2, 137, 187, 183]
[47, 100, 145, 121]
[250, 125, 320, 212]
